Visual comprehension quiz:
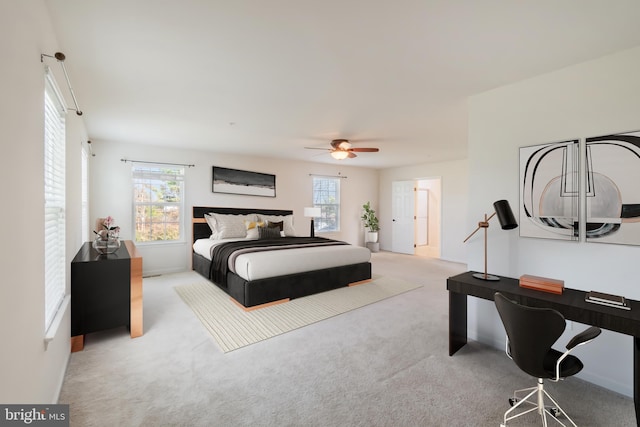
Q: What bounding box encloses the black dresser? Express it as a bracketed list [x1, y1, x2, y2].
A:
[70, 240, 143, 351]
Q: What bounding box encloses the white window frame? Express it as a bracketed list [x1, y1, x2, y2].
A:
[132, 164, 185, 243]
[44, 67, 67, 334]
[312, 176, 341, 233]
[81, 144, 89, 243]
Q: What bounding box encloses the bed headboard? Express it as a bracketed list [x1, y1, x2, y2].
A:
[192, 206, 294, 243]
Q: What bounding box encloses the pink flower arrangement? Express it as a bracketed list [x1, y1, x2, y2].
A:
[94, 216, 121, 241]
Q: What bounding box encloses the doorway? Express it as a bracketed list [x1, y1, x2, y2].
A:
[391, 177, 441, 258]
[415, 178, 441, 258]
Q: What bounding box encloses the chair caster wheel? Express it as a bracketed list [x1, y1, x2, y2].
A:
[546, 407, 560, 418]
[508, 397, 517, 407]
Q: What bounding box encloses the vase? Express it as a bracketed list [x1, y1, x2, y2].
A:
[366, 231, 379, 243]
[93, 232, 121, 255]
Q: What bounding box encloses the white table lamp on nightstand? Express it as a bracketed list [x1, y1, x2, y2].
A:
[304, 207, 321, 237]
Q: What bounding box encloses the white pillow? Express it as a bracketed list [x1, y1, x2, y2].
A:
[244, 220, 265, 240]
[258, 214, 296, 237]
[205, 213, 257, 239]
[204, 213, 218, 235]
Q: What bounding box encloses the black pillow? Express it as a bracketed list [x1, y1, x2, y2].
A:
[258, 225, 281, 239]
[267, 220, 284, 231]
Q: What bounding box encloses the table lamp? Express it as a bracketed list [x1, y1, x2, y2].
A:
[464, 199, 518, 281]
[304, 207, 322, 237]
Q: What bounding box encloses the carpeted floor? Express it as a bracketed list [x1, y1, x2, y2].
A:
[175, 275, 421, 352]
[58, 252, 635, 426]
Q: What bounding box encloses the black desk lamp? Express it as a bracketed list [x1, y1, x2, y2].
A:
[464, 200, 518, 281]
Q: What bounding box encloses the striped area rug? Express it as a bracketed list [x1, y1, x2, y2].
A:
[174, 276, 421, 352]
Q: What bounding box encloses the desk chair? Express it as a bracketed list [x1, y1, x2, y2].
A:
[494, 292, 601, 427]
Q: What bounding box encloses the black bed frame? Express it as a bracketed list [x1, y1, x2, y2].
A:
[192, 206, 372, 308]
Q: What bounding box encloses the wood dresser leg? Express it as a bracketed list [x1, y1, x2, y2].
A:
[71, 335, 84, 352]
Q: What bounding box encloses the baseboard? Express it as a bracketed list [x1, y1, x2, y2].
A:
[142, 267, 188, 277]
[577, 371, 633, 398]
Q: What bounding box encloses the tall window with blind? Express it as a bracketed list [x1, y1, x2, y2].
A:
[132, 164, 185, 242]
[312, 176, 341, 233]
[44, 69, 67, 332]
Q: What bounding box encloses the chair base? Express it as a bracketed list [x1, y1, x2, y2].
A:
[501, 379, 577, 427]
[508, 397, 561, 419]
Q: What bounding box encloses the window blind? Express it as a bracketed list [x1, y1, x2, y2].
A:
[44, 69, 66, 332]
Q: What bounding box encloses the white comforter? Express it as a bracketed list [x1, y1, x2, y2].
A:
[193, 238, 371, 281]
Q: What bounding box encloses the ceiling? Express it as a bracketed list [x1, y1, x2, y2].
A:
[44, 0, 640, 169]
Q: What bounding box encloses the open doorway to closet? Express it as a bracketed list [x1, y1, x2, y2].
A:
[391, 177, 442, 258]
[415, 178, 441, 258]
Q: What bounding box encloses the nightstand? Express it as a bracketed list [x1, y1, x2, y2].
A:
[70, 240, 143, 351]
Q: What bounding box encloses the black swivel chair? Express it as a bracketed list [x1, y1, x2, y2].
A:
[494, 292, 602, 427]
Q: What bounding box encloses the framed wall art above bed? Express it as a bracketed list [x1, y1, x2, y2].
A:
[212, 166, 276, 197]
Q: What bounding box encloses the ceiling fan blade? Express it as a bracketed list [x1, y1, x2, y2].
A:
[304, 147, 330, 151]
[348, 152, 357, 158]
[350, 147, 379, 152]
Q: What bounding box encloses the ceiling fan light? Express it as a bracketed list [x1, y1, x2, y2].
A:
[331, 150, 349, 160]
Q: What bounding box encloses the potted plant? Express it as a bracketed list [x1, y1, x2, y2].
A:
[361, 201, 380, 243]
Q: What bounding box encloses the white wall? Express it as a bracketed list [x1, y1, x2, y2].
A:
[0, 1, 88, 403]
[379, 159, 469, 263]
[467, 46, 640, 397]
[89, 140, 379, 276]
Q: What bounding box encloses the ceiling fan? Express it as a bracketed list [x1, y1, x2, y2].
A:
[306, 139, 380, 160]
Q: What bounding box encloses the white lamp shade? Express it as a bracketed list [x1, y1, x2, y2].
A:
[304, 207, 321, 217]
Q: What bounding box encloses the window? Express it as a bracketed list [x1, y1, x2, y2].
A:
[312, 176, 340, 233]
[132, 164, 185, 242]
[44, 69, 66, 332]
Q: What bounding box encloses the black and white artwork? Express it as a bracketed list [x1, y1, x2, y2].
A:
[212, 166, 276, 197]
[519, 140, 579, 241]
[585, 131, 640, 245]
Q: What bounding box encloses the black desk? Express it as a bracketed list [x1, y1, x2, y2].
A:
[447, 271, 640, 422]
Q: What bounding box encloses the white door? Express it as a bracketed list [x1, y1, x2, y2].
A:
[391, 180, 415, 254]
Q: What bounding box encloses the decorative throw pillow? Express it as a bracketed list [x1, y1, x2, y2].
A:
[266, 220, 283, 231]
[244, 220, 265, 230]
[245, 220, 265, 239]
[259, 215, 295, 236]
[257, 225, 281, 239]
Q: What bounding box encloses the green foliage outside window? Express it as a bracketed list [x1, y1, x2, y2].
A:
[312, 176, 340, 232]
[133, 166, 184, 242]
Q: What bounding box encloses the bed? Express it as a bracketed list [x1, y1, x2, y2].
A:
[192, 206, 372, 309]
